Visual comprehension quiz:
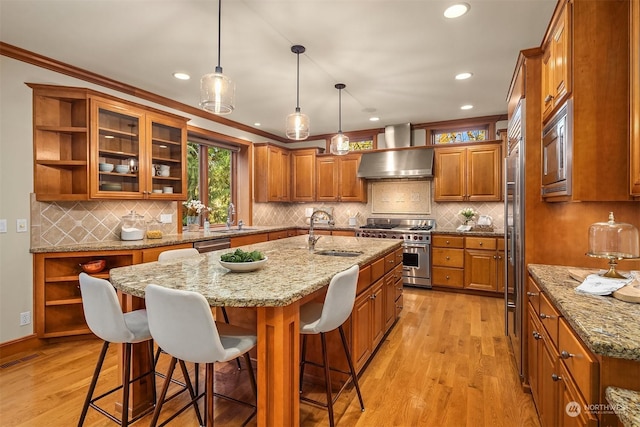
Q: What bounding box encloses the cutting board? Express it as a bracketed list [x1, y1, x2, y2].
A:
[612, 279, 640, 303]
[568, 269, 640, 304]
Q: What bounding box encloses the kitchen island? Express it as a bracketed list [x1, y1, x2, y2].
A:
[109, 235, 402, 427]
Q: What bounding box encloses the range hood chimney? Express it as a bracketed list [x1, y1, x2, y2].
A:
[384, 123, 412, 148]
[357, 148, 434, 179]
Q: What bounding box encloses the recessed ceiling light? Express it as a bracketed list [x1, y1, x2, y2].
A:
[254, 122, 261, 126]
[455, 72, 473, 80]
[172, 72, 190, 80]
[460, 104, 474, 110]
[369, 117, 380, 122]
[444, 3, 470, 19]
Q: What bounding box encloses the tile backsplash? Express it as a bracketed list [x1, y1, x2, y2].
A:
[30, 194, 178, 248]
[253, 180, 504, 230]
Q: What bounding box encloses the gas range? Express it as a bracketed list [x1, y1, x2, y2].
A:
[356, 218, 436, 243]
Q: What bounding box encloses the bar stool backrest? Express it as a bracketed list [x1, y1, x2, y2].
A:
[157, 248, 199, 262]
[79, 272, 136, 344]
[315, 264, 360, 333]
[145, 284, 228, 364]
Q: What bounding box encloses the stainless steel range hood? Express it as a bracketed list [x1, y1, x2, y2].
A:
[357, 148, 434, 179]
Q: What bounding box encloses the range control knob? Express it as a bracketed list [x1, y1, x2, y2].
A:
[419, 236, 423, 240]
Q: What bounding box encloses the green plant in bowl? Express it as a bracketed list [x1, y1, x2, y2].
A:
[220, 249, 265, 263]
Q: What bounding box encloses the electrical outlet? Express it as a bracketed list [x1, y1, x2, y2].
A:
[16, 218, 28, 233]
[0, 219, 6, 233]
[160, 214, 172, 224]
[20, 311, 31, 326]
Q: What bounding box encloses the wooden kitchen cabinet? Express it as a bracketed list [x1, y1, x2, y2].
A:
[90, 98, 187, 200]
[631, 0, 640, 197]
[434, 142, 501, 202]
[254, 143, 290, 202]
[291, 148, 317, 202]
[30, 84, 90, 201]
[464, 237, 504, 293]
[140, 243, 193, 263]
[541, 0, 571, 122]
[29, 84, 188, 201]
[316, 154, 366, 202]
[432, 235, 465, 289]
[527, 274, 600, 427]
[267, 229, 297, 240]
[230, 232, 269, 247]
[34, 250, 139, 338]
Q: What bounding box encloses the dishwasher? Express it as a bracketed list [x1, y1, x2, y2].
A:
[194, 238, 231, 253]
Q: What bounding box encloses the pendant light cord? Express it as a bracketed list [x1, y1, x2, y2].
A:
[295, 51, 301, 112]
[338, 87, 342, 132]
[216, 0, 222, 72]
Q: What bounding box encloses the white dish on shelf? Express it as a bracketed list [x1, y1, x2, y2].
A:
[115, 164, 130, 174]
[163, 186, 173, 193]
[152, 189, 163, 193]
[219, 257, 268, 272]
[99, 163, 114, 172]
[100, 183, 122, 191]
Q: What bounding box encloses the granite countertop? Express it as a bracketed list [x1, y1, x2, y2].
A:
[109, 235, 401, 308]
[605, 387, 640, 427]
[528, 264, 640, 361]
[432, 228, 504, 238]
[30, 224, 357, 254]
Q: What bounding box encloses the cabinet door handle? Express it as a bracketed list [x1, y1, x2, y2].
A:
[527, 292, 538, 297]
[446, 240, 450, 245]
[479, 242, 483, 246]
[532, 331, 542, 340]
[560, 350, 574, 359]
[370, 294, 376, 300]
[544, 94, 554, 103]
[539, 313, 555, 320]
[493, 255, 497, 259]
[445, 256, 450, 260]
[445, 275, 450, 280]
[551, 374, 563, 382]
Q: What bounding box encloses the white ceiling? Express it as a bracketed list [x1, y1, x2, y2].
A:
[0, 0, 556, 141]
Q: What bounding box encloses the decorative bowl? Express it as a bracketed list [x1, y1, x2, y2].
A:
[219, 257, 268, 272]
[99, 163, 114, 172]
[115, 164, 130, 174]
[80, 259, 106, 273]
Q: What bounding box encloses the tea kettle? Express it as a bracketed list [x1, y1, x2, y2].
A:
[120, 210, 145, 241]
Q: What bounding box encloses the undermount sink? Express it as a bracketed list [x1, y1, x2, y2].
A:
[212, 228, 257, 233]
[314, 250, 363, 257]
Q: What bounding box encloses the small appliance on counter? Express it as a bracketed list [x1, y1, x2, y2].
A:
[120, 210, 145, 241]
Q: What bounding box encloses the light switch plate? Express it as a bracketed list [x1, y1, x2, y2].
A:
[0, 219, 6, 233]
[160, 214, 172, 224]
[16, 218, 28, 233]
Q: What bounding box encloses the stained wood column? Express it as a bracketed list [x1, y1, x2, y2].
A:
[256, 302, 300, 427]
[117, 292, 155, 418]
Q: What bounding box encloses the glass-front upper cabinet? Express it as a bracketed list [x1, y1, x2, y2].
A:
[90, 97, 187, 199]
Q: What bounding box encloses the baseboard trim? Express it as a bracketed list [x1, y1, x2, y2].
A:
[0, 334, 43, 360]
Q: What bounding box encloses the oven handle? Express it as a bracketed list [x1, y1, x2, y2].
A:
[403, 244, 429, 250]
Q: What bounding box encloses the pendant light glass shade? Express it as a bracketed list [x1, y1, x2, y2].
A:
[286, 45, 309, 140]
[286, 109, 310, 140]
[200, 67, 235, 114]
[199, 0, 235, 115]
[330, 83, 349, 155]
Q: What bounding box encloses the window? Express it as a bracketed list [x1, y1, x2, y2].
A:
[432, 126, 488, 144]
[185, 135, 237, 226]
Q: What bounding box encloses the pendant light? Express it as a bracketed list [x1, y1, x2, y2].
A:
[200, 0, 235, 115]
[330, 83, 349, 155]
[286, 45, 310, 140]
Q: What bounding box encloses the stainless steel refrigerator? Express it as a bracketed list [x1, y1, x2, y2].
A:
[505, 99, 525, 381]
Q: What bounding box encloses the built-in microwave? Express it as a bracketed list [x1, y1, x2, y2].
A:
[541, 99, 572, 197]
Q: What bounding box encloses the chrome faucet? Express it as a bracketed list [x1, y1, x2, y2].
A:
[309, 209, 335, 251]
[226, 202, 235, 230]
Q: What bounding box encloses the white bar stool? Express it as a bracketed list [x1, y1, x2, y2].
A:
[299, 264, 365, 427]
[78, 273, 163, 426]
[145, 284, 258, 427]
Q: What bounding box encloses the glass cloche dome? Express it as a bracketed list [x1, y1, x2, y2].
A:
[586, 212, 640, 278]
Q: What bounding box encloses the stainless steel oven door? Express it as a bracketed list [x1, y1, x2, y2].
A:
[402, 243, 431, 288]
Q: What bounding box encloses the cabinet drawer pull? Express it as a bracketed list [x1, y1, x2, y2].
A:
[388, 259, 394, 263]
[493, 255, 497, 259]
[446, 240, 450, 245]
[445, 275, 450, 280]
[560, 350, 574, 359]
[532, 331, 542, 340]
[370, 295, 376, 300]
[544, 94, 554, 103]
[479, 242, 483, 246]
[445, 256, 450, 260]
[539, 313, 555, 320]
[527, 292, 539, 297]
[551, 374, 563, 382]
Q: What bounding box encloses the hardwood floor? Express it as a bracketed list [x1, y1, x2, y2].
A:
[0, 288, 540, 426]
